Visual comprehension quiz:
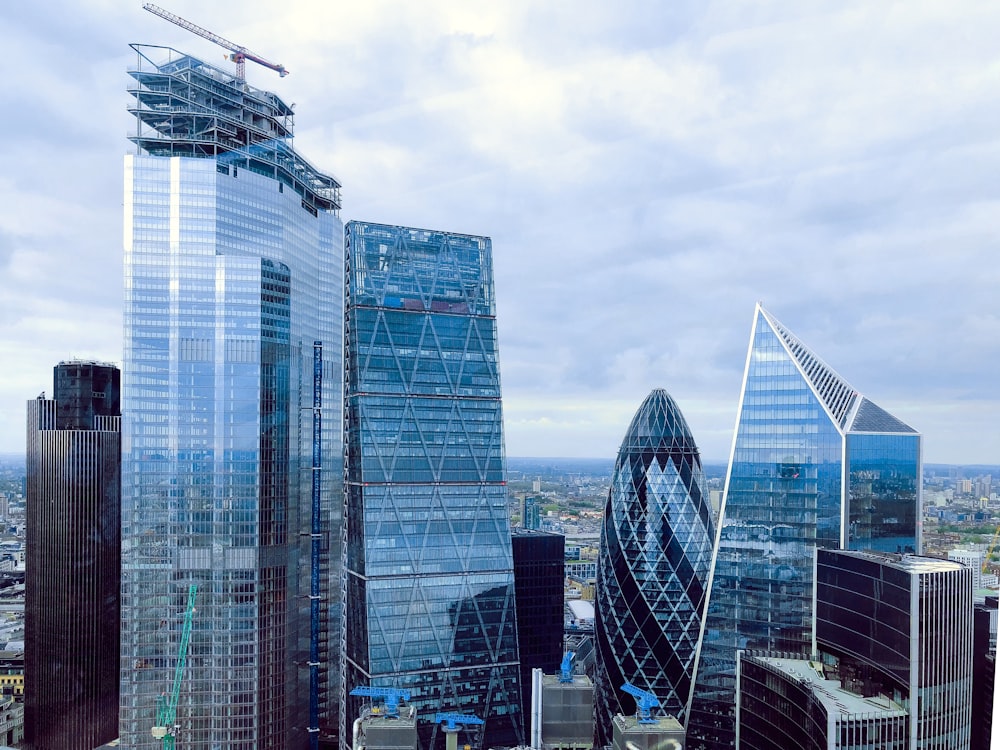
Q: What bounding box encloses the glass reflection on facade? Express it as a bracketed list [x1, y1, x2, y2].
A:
[737, 654, 908, 750]
[343, 222, 522, 750]
[594, 390, 715, 745]
[121, 46, 343, 749]
[815, 550, 973, 750]
[846, 433, 919, 553]
[686, 304, 921, 750]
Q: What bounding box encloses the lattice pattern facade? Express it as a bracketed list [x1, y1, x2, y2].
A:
[594, 389, 714, 745]
[343, 222, 522, 750]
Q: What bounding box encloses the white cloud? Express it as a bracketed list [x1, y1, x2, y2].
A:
[0, 0, 997, 464]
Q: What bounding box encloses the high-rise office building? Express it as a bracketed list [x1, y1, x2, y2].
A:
[511, 528, 565, 719]
[813, 550, 972, 749]
[949, 547, 984, 596]
[737, 653, 909, 750]
[738, 550, 973, 750]
[594, 389, 715, 745]
[343, 221, 522, 750]
[687, 304, 921, 750]
[25, 361, 121, 750]
[972, 596, 997, 750]
[121, 45, 343, 749]
[522, 495, 542, 530]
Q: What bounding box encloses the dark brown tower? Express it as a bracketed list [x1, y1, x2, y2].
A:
[25, 361, 120, 750]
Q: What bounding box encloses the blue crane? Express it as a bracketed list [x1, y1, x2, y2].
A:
[434, 712, 484, 750]
[559, 651, 576, 683]
[151, 584, 198, 749]
[620, 682, 660, 724]
[350, 686, 412, 718]
[434, 713, 485, 731]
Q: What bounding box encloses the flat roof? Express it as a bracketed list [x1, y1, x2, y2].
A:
[825, 549, 965, 574]
[567, 600, 594, 620]
[749, 656, 907, 719]
[511, 527, 564, 539]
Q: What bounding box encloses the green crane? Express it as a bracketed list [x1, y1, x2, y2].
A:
[151, 584, 198, 749]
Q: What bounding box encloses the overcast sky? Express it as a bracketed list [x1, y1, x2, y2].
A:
[1, 1, 997, 463]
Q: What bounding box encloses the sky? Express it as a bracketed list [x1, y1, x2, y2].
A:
[1, 1, 998, 464]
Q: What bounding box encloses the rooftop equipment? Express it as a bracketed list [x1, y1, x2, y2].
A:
[620, 683, 660, 724]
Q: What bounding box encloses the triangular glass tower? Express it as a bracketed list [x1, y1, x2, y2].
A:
[342, 222, 522, 750]
[593, 390, 715, 745]
[685, 304, 921, 750]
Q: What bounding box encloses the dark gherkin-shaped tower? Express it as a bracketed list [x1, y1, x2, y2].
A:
[594, 389, 715, 745]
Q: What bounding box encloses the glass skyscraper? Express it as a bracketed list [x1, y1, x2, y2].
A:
[343, 222, 522, 750]
[593, 389, 715, 745]
[686, 304, 921, 750]
[121, 46, 343, 749]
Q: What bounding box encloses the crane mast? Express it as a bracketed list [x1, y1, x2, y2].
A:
[143, 3, 289, 80]
[151, 584, 198, 749]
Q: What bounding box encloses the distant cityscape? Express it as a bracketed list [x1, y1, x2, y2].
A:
[6, 7, 997, 750]
[7, 442, 1000, 748]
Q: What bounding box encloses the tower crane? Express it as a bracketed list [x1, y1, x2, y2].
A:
[143, 3, 289, 80]
[151, 584, 198, 749]
[559, 651, 576, 683]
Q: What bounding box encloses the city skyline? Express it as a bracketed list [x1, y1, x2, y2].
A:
[2, 2, 1000, 464]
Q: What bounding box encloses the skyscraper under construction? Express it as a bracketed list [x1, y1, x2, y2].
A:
[120, 43, 343, 748]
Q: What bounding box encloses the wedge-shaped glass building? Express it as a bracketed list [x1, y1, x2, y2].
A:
[121, 46, 343, 749]
[594, 389, 715, 744]
[343, 222, 522, 750]
[686, 304, 921, 750]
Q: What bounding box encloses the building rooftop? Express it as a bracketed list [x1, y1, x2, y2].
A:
[751, 656, 907, 719]
[57, 359, 119, 370]
[542, 672, 593, 687]
[127, 44, 341, 213]
[829, 549, 965, 574]
[511, 527, 564, 538]
[566, 600, 594, 621]
[611, 712, 685, 734]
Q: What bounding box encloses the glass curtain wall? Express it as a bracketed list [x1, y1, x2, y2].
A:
[593, 389, 715, 745]
[122, 146, 342, 748]
[343, 222, 522, 750]
[686, 305, 920, 750]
